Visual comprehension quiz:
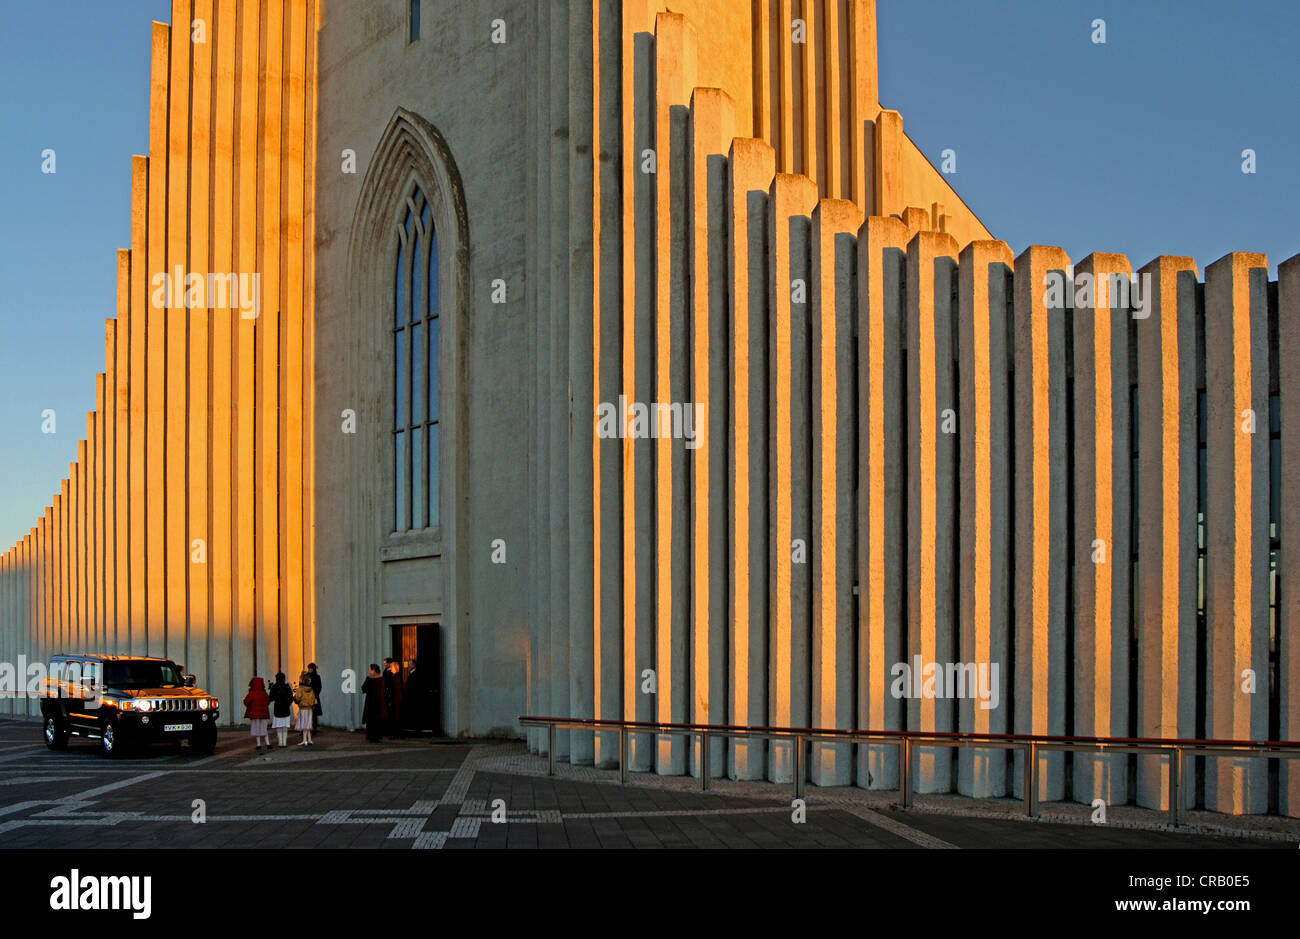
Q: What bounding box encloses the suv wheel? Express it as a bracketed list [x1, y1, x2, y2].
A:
[100, 721, 123, 759]
[43, 714, 69, 750]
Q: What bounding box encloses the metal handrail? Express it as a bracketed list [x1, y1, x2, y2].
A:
[519, 714, 1300, 828]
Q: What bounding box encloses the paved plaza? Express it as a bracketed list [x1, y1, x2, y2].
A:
[0, 718, 1293, 849]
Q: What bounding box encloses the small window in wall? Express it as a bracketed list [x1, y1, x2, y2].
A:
[409, 0, 420, 42]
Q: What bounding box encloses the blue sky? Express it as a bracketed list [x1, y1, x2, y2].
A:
[1, 0, 1297, 551]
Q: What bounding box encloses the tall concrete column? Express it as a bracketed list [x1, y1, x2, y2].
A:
[128, 152, 147, 659]
[1134, 256, 1199, 810]
[856, 215, 908, 789]
[145, 21, 168, 660]
[624, 27, 657, 772]
[956, 239, 1013, 797]
[906, 230, 960, 792]
[688, 87, 735, 779]
[810, 198, 862, 787]
[166, 5, 193, 667]
[1071, 253, 1133, 806]
[1011, 246, 1070, 803]
[113, 247, 130, 655]
[528, 0, 552, 753]
[232, 0, 263, 710]
[568, 0, 597, 767]
[768, 172, 818, 782]
[548, 0, 572, 760]
[1279, 253, 1300, 818]
[208, 0, 236, 711]
[652, 12, 696, 775]
[593, 0, 624, 769]
[1204, 252, 1271, 815]
[727, 137, 775, 779]
[187, 0, 213, 680]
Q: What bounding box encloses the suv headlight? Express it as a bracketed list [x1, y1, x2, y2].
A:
[197, 698, 209, 710]
[136, 699, 152, 713]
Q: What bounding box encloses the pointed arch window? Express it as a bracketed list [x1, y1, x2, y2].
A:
[393, 185, 440, 532]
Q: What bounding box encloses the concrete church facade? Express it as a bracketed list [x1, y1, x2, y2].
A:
[2, 0, 1300, 819]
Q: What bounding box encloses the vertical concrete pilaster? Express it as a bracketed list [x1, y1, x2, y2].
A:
[255, 0, 283, 679]
[847, 0, 878, 213]
[1279, 253, 1300, 817]
[652, 12, 696, 775]
[727, 137, 775, 779]
[128, 153, 147, 658]
[624, 24, 656, 771]
[232, 1, 260, 696]
[188, 0, 212, 680]
[957, 239, 1013, 797]
[146, 22, 168, 658]
[568, 0, 597, 767]
[1011, 245, 1071, 803]
[873, 110, 902, 220]
[1072, 253, 1134, 806]
[768, 172, 818, 782]
[1134, 256, 1200, 810]
[906, 230, 960, 793]
[810, 197, 862, 787]
[165, 4, 192, 665]
[281, 0, 309, 678]
[688, 87, 735, 778]
[1204, 252, 1271, 815]
[594, 0, 623, 768]
[209, 0, 236, 711]
[857, 215, 908, 789]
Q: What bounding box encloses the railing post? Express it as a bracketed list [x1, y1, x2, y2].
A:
[547, 724, 556, 777]
[794, 735, 805, 802]
[619, 726, 628, 784]
[900, 737, 912, 809]
[1024, 741, 1038, 818]
[1169, 747, 1182, 827]
[701, 730, 711, 791]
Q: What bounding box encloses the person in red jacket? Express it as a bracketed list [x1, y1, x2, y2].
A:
[243, 676, 271, 754]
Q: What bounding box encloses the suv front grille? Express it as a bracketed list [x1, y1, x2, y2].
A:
[148, 698, 194, 712]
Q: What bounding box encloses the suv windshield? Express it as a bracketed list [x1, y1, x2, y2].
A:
[103, 661, 186, 690]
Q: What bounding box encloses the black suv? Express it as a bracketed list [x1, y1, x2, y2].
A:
[40, 654, 221, 757]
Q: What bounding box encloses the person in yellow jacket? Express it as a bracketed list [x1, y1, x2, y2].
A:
[293, 671, 317, 747]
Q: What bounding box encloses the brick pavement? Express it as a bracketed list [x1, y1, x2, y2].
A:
[0, 717, 1292, 849]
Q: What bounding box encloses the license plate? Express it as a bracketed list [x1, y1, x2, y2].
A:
[164, 723, 193, 732]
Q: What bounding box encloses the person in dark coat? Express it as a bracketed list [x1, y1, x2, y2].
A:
[307, 663, 323, 733]
[403, 659, 425, 735]
[268, 672, 294, 749]
[361, 664, 384, 743]
[383, 658, 404, 738]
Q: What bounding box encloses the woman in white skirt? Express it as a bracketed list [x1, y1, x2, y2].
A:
[292, 671, 317, 746]
[268, 672, 294, 749]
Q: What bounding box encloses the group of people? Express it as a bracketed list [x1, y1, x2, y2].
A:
[242, 663, 323, 753]
[360, 658, 434, 742]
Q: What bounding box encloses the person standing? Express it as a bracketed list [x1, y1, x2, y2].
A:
[382, 658, 404, 738]
[307, 663, 323, 733]
[243, 677, 270, 754]
[361, 664, 384, 743]
[405, 659, 435, 735]
[293, 671, 317, 746]
[268, 672, 294, 749]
